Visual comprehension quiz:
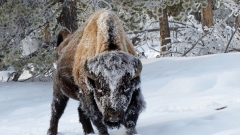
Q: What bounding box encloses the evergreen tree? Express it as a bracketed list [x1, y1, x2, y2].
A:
[0, 0, 63, 81]
[1, 0, 239, 81]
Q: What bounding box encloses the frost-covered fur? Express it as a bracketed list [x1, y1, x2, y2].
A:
[48, 10, 145, 135]
[85, 51, 141, 113]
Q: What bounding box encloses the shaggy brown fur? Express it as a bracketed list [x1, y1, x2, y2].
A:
[72, 10, 136, 89]
[57, 10, 136, 97]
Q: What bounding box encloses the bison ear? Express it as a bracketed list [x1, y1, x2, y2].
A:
[57, 28, 71, 47]
[131, 59, 142, 80]
[84, 60, 97, 81]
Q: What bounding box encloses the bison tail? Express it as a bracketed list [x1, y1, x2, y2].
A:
[57, 28, 71, 47]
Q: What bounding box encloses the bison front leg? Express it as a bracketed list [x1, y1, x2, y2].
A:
[47, 90, 69, 135]
[79, 93, 109, 135]
[124, 89, 146, 135]
[124, 106, 138, 135]
[78, 105, 95, 134]
[91, 118, 109, 135]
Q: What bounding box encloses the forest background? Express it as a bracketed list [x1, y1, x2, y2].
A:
[0, 0, 240, 82]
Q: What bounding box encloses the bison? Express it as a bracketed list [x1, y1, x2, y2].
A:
[47, 10, 146, 135]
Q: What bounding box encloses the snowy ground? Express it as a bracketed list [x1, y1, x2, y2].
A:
[1, 53, 240, 135]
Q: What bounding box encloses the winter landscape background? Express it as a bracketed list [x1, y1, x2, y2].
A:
[1, 52, 240, 135]
[1, 0, 240, 135]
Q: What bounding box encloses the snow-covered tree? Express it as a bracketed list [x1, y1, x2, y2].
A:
[0, 0, 65, 81]
[1, 0, 240, 81]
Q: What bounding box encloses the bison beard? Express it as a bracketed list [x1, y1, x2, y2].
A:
[48, 10, 146, 135]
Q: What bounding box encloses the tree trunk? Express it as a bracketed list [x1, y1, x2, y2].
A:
[236, 15, 239, 31]
[201, 0, 213, 33]
[236, 15, 240, 41]
[159, 8, 171, 53]
[12, 72, 22, 82]
[58, 0, 78, 32]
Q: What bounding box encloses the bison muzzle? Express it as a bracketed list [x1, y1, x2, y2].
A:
[47, 10, 146, 135]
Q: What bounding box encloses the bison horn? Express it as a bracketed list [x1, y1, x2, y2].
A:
[131, 59, 142, 80]
[84, 60, 97, 80]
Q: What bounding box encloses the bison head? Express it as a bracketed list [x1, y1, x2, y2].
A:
[84, 51, 142, 127]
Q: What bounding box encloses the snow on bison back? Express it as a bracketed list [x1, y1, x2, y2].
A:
[47, 10, 146, 135]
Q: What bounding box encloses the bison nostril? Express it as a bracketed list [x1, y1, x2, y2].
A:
[106, 109, 123, 122]
[106, 113, 111, 118]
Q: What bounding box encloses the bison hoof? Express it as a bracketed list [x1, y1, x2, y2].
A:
[47, 128, 57, 135]
[125, 128, 137, 135]
[98, 131, 110, 135]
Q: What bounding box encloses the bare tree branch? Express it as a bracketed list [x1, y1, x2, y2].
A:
[169, 21, 197, 29]
[224, 27, 238, 53]
[182, 33, 209, 56]
[148, 46, 160, 53]
[127, 27, 184, 35]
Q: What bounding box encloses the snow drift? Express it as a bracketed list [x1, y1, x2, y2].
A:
[1, 53, 240, 135]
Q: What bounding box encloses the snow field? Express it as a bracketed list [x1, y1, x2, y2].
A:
[1, 53, 240, 135]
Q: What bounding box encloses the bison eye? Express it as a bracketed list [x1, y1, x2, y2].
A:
[96, 89, 103, 95]
[88, 77, 96, 88]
